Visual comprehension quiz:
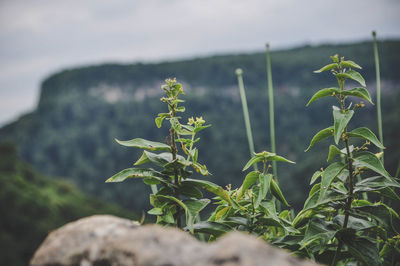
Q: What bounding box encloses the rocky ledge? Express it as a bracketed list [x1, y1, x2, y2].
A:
[31, 215, 319, 266]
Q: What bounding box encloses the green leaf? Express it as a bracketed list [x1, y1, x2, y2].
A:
[333, 106, 354, 144]
[305, 127, 333, 151]
[377, 187, 400, 201]
[184, 198, 210, 230]
[143, 178, 160, 185]
[164, 158, 191, 172]
[293, 188, 347, 228]
[115, 138, 171, 151]
[255, 173, 272, 208]
[299, 219, 337, 249]
[340, 60, 362, 69]
[193, 124, 211, 133]
[266, 154, 295, 164]
[160, 210, 175, 224]
[354, 176, 400, 193]
[242, 156, 263, 171]
[327, 145, 342, 162]
[183, 179, 232, 205]
[106, 168, 168, 183]
[221, 217, 249, 227]
[342, 87, 373, 104]
[313, 63, 338, 73]
[319, 162, 346, 202]
[270, 178, 290, 207]
[189, 162, 210, 176]
[148, 207, 163, 215]
[178, 183, 203, 198]
[134, 151, 151, 165]
[208, 205, 225, 221]
[330, 54, 339, 63]
[176, 106, 185, 112]
[352, 203, 398, 231]
[156, 195, 187, 211]
[156, 195, 207, 233]
[169, 117, 192, 135]
[193, 148, 198, 163]
[150, 194, 163, 208]
[245, 151, 295, 168]
[237, 171, 260, 199]
[306, 87, 372, 106]
[180, 124, 194, 132]
[310, 170, 323, 185]
[259, 201, 298, 234]
[215, 206, 230, 221]
[342, 236, 380, 266]
[347, 127, 384, 149]
[155, 113, 169, 128]
[134, 151, 181, 166]
[336, 70, 366, 87]
[353, 151, 391, 179]
[334, 215, 375, 231]
[306, 87, 339, 106]
[271, 235, 304, 250]
[190, 221, 231, 237]
[155, 117, 163, 128]
[258, 217, 283, 228]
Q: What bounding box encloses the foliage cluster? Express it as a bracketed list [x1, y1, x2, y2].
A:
[108, 56, 400, 265]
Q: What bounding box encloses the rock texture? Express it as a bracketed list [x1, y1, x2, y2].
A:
[31, 215, 319, 266]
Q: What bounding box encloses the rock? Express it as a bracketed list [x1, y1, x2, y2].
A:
[31, 215, 320, 266]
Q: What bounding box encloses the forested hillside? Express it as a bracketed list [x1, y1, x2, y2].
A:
[1, 40, 399, 213]
[0, 142, 137, 266]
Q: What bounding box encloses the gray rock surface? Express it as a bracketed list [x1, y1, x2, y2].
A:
[31, 215, 320, 266]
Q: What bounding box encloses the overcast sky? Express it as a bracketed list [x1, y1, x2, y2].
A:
[0, 0, 399, 126]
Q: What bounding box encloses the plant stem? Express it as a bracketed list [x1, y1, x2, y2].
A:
[331, 136, 354, 266]
[169, 108, 181, 228]
[265, 43, 278, 182]
[236, 68, 258, 171]
[395, 161, 400, 178]
[150, 184, 158, 194]
[332, 86, 355, 266]
[183, 133, 195, 171]
[372, 31, 384, 163]
[249, 194, 255, 234]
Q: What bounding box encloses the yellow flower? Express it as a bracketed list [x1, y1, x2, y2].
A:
[195, 116, 205, 125]
[188, 117, 195, 125]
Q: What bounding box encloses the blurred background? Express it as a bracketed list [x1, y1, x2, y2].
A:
[1, 0, 399, 265]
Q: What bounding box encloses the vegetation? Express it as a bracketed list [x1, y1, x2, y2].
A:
[108, 55, 399, 265]
[0, 40, 399, 213]
[0, 142, 137, 266]
[107, 78, 216, 230]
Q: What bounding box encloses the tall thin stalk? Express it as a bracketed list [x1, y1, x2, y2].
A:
[331, 72, 355, 266]
[372, 31, 384, 163]
[265, 43, 278, 181]
[236, 68, 258, 171]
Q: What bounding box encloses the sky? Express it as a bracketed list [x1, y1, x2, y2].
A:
[0, 0, 399, 126]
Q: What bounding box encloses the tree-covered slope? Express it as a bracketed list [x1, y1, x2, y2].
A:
[0, 142, 137, 266]
[1, 40, 399, 214]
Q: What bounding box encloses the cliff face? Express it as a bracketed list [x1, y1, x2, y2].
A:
[37, 41, 400, 110]
[1, 41, 400, 214]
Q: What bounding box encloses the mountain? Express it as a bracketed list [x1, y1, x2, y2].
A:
[0, 142, 137, 266]
[1, 40, 399, 213]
